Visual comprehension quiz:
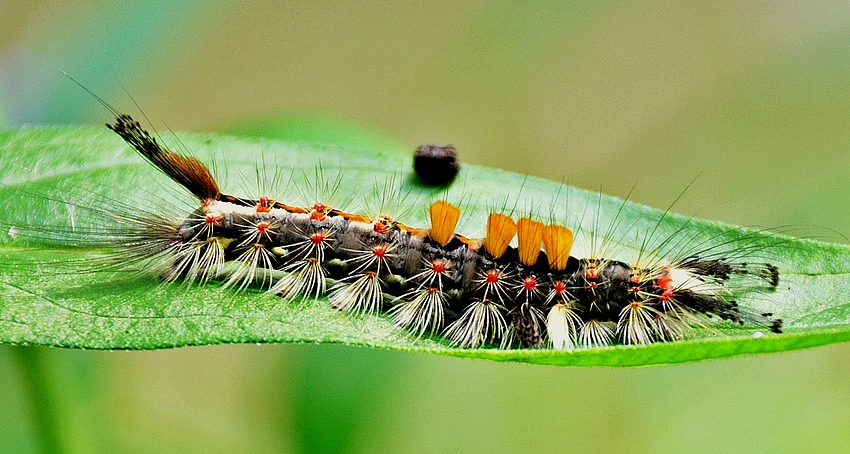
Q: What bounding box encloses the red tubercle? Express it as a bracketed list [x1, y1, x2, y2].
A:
[256, 221, 271, 234]
[431, 260, 448, 275]
[553, 280, 567, 295]
[204, 213, 222, 226]
[589, 282, 598, 290]
[485, 270, 501, 285]
[372, 245, 387, 259]
[522, 276, 537, 291]
[256, 196, 273, 213]
[310, 202, 330, 221]
[373, 221, 389, 235]
[310, 233, 326, 246]
[656, 266, 676, 300]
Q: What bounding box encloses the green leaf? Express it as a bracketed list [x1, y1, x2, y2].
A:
[0, 125, 849, 367]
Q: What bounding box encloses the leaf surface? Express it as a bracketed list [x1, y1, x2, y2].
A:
[0, 125, 848, 366]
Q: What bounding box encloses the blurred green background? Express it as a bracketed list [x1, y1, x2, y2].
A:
[2, 1, 850, 452]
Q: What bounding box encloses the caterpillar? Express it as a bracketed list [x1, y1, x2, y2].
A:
[1, 90, 784, 351]
[70, 109, 777, 350]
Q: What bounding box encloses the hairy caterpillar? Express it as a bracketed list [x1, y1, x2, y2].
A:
[0, 92, 784, 351]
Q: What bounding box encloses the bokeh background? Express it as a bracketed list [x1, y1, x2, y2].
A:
[2, 2, 850, 452]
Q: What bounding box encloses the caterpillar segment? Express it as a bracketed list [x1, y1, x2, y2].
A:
[108, 115, 783, 350]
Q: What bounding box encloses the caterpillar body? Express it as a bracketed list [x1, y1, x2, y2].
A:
[82, 113, 782, 351]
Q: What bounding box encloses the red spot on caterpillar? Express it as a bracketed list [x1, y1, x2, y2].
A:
[256, 196, 272, 213]
[372, 245, 387, 259]
[256, 222, 271, 234]
[431, 260, 447, 275]
[485, 270, 501, 285]
[522, 276, 537, 291]
[205, 213, 221, 226]
[659, 289, 675, 301]
[656, 269, 675, 301]
[309, 203, 329, 222]
[553, 280, 567, 295]
[310, 233, 326, 246]
[373, 220, 389, 235]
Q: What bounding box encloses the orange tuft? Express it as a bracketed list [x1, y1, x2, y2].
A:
[428, 201, 461, 246]
[542, 224, 574, 271]
[163, 152, 221, 200]
[484, 213, 517, 259]
[516, 218, 544, 266]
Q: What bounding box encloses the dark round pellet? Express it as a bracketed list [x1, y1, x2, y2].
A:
[413, 144, 460, 186]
